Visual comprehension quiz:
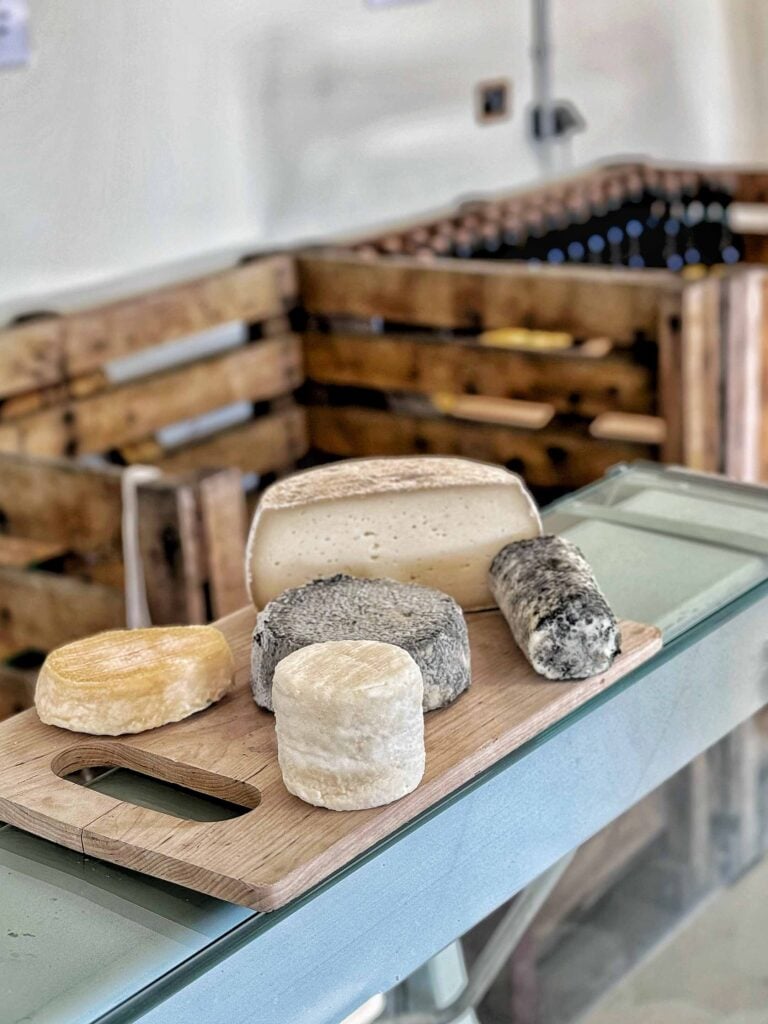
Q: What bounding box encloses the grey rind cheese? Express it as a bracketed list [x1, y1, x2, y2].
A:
[489, 535, 620, 680]
[251, 574, 470, 712]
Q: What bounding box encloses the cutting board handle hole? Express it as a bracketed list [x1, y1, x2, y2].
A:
[52, 744, 261, 820]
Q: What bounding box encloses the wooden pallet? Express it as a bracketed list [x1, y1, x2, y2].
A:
[0, 452, 252, 720]
[298, 252, 725, 490]
[0, 606, 661, 911]
[0, 255, 313, 716]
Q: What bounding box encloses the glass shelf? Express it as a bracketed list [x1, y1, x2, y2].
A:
[5, 462, 768, 1024]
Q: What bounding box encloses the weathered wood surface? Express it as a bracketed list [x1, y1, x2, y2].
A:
[197, 469, 249, 619]
[304, 330, 655, 418]
[0, 336, 304, 459]
[308, 406, 656, 490]
[0, 568, 125, 650]
[681, 277, 723, 473]
[298, 252, 680, 342]
[0, 452, 123, 549]
[0, 255, 296, 399]
[127, 404, 309, 478]
[0, 607, 660, 910]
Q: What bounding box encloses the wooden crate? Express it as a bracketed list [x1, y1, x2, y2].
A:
[298, 251, 725, 493]
[0, 254, 310, 720]
[0, 254, 308, 477]
[0, 452, 251, 722]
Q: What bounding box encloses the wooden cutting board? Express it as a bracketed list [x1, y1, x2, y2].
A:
[0, 608, 660, 910]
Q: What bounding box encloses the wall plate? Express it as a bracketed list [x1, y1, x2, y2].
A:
[476, 79, 512, 124]
[0, 0, 29, 68]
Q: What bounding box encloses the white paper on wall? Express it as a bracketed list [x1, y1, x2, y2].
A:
[0, 0, 29, 68]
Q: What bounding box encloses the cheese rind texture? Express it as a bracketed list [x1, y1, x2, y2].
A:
[35, 626, 235, 735]
[273, 639, 425, 810]
[489, 535, 621, 680]
[251, 574, 470, 712]
[246, 456, 541, 611]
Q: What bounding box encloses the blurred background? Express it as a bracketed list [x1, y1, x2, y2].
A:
[3, 1, 768, 313]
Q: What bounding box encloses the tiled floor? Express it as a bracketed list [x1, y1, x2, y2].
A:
[581, 854, 768, 1024]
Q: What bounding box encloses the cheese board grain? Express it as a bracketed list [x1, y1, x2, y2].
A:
[0, 607, 660, 910]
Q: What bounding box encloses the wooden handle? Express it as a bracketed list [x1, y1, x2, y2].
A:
[50, 740, 262, 811]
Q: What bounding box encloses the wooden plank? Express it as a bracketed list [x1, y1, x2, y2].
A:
[196, 469, 249, 618]
[0, 452, 123, 549]
[657, 294, 685, 465]
[0, 336, 304, 459]
[298, 252, 681, 342]
[431, 394, 555, 430]
[0, 256, 297, 400]
[307, 406, 655, 490]
[136, 478, 206, 626]
[0, 536, 66, 568]
[0, 664, 36, 722]
[681, 277, 723, 472]
[303, 331, 655, 418]
[0, 610, 660, 910]
[722, 270, 768, 482]
[0, 568, 125, 650]
[589, 412, 666, 445]
[131, 405, 309, 478]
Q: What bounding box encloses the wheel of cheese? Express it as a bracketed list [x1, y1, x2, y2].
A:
[251, 574, 470, 713]
[35, 626, 235, 735]
[245, 456, 541, 611]
[273, 639, 426, 811]
[489, 535, 621, 680]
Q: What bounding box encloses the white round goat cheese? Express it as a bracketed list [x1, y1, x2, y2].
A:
[273, 639, 426, 811]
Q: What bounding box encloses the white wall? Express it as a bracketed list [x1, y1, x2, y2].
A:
[0, 0, 766, 317]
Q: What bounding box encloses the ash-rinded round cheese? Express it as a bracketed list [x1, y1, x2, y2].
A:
[245, 456, 541, 611]
[273, 639, 426, 810]
[489, 535, 621, 680]
[251, 574, 470, 713]
[35, 626, 235, 735]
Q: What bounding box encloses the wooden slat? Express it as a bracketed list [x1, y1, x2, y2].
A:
[590, 412, 666, 445]
[657, 294, 685, 464]
[681, 277, 722, 472]
[197, 469, 249, 618]
[307, 406, 655, 490]
[723, 272, 768, 481]
[0, 664, 36, 722]
[133, 405, 309, 477]
[0, 256, 296, 400]
[0, 568, 125, 650]
[0, 536, 66, 568]
[0, 452, 123, 549]
[136, 478, 206, 626]
[0, 336, 304, 459]
[303, 331, 655, 418]
[298, 252, 681, 342]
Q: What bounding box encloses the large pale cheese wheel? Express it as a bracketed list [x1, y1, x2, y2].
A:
[35, 626, 235, 735]
[245, 456, 541, 611]
[251, 574, 470, 713]
[273, 640, 426, 811]
[489, 535, 621, 680]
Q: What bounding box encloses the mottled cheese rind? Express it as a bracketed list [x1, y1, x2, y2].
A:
[245, 456, 541, 611]
[251, 574, 470, 713]
[489, 535, 621, 680]
[35, 626, 235, 735]
[273, 640, 425, 811]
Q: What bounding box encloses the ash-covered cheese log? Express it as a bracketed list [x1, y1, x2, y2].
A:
[35, 626, 235, 735]
[252, 574, 470, 712]
[246, 456, 541, 611]
[489, 536, 621, 680]
[273, 639, 425, 811]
